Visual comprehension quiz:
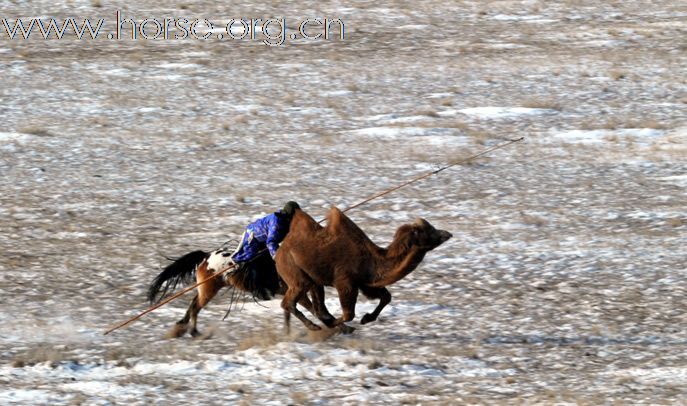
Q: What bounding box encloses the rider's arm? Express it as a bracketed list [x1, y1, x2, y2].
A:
[265, 216, 287, 258]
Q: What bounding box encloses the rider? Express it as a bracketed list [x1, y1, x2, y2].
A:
[210, 201, 300, 299]
[230, 200, 300, 263]
[219, 202, 300, 299]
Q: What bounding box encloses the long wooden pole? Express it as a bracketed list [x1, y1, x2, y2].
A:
[335, 137, 524, 217]
[103, 137, 524, 335]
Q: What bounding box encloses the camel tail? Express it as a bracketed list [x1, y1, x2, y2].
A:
[147, 250, 209, 304]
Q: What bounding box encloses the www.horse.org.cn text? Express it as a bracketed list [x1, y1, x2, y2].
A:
[1, 11, 346, 46]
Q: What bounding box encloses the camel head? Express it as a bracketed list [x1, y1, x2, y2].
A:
[391, 218, 452, 255]
[411, 218, 452, 250]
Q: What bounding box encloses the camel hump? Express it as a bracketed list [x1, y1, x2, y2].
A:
[325, 206, 351, 231]
[292, 207, 319, 229]
[325, 206, 343, 225]
[325, 206, 374, 245]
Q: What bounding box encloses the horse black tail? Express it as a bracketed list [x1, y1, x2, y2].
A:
[147, 250, 209, 304]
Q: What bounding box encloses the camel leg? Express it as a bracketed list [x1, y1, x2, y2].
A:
[297, 295, 314, 313]
[283, 307, 290, 333]
[293, 289, 335, 327]
[309, 285, 336, 327]
[359, 286, 391, 325]
[275, 254, 322, 333]
[331, 284, 358, 334]
[282, 285, 321, 333]
[296, 294, 320, 321]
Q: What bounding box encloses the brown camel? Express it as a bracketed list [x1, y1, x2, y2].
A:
[274, 207, 452, 332]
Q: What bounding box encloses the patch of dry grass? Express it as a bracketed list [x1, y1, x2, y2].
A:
[437, 98, 455, 107]
[17, 125, 53, 137]
[290, 391, 310, 404]
[237, 326, 283, 350]
[581, 117, 667, 131]
[324, 97, 343, 110]
[227, 114, 250, 126]
[12, 345, 69, 367]
[345, 82, 360, 92]
[666, 217, 685, 228]
[520, 212, 548, 227]
[229, 383, 250, 394]
[442, 120, 469, 130]
[89, 116, 110, 127]
[465, 129, 490, 145]
[604, 133, 620, 143]
[609, 69, 628, 80]
[410, 106, 441, 118]
[521, 98, 563, 111]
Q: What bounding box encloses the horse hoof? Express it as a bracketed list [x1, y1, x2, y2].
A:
[190, 328, 202, 338]
[360, 313, 376, 325]
[339, 324, 356, 335]
[307, 324, 322, 331]
[166, 324, 188, 339]
[192, 330, 213, 340]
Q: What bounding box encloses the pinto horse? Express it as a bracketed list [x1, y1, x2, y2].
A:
[147, 246, 337, 338]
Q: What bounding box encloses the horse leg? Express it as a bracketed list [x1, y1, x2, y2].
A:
[170, 294, 199, 338]
[187, 261, 224, 338]
[359, 286, 391, 325]
[187, 298, 203, 338]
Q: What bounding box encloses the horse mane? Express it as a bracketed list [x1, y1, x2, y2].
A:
[224, 254, 285, 299]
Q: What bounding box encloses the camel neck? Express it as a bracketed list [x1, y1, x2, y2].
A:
[371, 245, 426, 287]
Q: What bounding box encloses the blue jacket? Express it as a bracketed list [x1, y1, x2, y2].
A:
[231, 212, 290, 262]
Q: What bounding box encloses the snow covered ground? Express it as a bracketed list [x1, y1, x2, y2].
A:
[1, 0, 686, 404]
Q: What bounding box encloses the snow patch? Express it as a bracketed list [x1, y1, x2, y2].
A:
[359, 113, 429, 124]
[657, 175, 687, 188]
[607, 367, 687, 386]
[548, 128, 665, 145]
[0, 389, 54, 404]
[322, 90, 353, 97]
[0, 132, 31, 142]
[59, 381, 153, 398]
[486, 43, 529, 49]
[458, 107, 555, 119]
[102, 68, 131, 77]
[398, 24, 429, 30]
[491, 14, 545, 21]
[158, 63, 204, 69]
[348, 126, 457, 138]
[426, 92, 454, 99]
